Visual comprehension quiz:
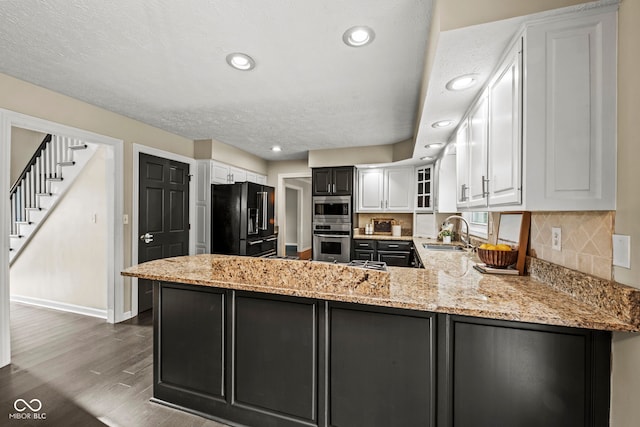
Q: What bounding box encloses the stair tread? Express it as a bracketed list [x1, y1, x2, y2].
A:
[15, 221, 32, 225]
[46, 177, 64, 181]
[68, 144, 88, 150]
[36, 192, 52, 196]
[57, 161, 75, 166]
[9, 234, 23, 238]
[25, 207, 42, 211]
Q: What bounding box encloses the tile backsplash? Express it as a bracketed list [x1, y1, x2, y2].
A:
[529, 211, 614, 280]
[357, 213, 413, 235]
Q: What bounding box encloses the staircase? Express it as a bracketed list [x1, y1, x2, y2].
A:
[9, 134, 97, 263]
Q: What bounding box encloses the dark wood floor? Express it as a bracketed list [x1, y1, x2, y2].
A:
[0, 303, 229, 427]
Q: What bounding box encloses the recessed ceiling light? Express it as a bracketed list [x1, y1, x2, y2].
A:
[343, 26, 375, 47]
[226, 53, 255, 71]
[446, 74, 478, 91]
[420, 156, 434, 161]
[425, 143, 445, 149]
[431, 120, 453, 128]
[271, 145, 282, 152]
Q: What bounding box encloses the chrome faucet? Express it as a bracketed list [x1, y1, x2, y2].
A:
[443, 215, 471, 248]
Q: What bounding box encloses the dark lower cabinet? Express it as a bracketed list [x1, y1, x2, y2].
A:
[329, 304, 435, 427]
[153, 281, 611, 427]
[440, 316, 611, 427]
[234, 294, 317, 423]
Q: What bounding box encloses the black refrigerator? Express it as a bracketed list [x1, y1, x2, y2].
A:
[211, 182, 276, 257]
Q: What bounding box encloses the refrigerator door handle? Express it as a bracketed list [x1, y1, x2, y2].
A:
[258, 191, 268, 230]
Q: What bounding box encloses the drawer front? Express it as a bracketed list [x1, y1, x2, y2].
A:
[353, 240, 376, 250]
[353, 250, 376, 261]
[378, 251, 411, 267]
[377, 240, 412, 251]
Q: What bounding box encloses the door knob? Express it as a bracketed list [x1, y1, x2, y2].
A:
[139, 232, 154, 243]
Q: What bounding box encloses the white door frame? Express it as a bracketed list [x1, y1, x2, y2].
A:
[0, 109, 124, 367]
[277, 172, 311, 256]
[131, 144, 196, 318]
[284, 183, 304, 251]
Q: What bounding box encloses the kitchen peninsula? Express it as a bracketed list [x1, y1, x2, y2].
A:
[123, 247, 639, 427]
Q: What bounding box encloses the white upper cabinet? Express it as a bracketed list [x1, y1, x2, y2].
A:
[455, 120, 470, 208]
[415, 164, 433, 211]
[210, 160, 265, 184]
[357, 168, 385, 211]
[522, 9, 616, 210]
[488, 39, 522, 207]
[467, 91, 489, 208]
[357, 166, 413, 212]
[435, 152, 457, 213]
[453, 7, 616, 211]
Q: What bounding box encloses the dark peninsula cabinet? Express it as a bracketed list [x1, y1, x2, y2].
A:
[152, 281, 611, 427]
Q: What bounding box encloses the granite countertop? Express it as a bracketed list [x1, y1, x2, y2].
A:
[123, 242, 640, 332]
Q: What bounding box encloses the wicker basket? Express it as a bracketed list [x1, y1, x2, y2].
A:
[477, 248, 518, 268]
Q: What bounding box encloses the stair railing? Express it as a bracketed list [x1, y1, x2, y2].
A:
[9, 134, 76, 236]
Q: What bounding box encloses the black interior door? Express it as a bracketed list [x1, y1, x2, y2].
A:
[138, 153, 190, 313]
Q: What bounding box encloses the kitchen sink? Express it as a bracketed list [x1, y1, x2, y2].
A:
[423, 244, 466, 251]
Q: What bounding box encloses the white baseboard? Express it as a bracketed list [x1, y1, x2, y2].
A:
[10, 295, 108, 320]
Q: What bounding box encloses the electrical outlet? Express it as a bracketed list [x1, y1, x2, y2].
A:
[552, 227, 562, 251]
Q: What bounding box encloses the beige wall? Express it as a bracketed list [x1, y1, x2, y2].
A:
[195, 138, 268, 175]
[266, 159, 311, 187]
[10, 127, 47, 185]
[440, 0, 590, 30]
[611, 0, 640, 425]
[0, 72, 194, 313]
[308, 144, 394, 168]
[10, 147, 108, 309]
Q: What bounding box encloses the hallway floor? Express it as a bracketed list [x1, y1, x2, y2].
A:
[0, 303, 229, 427]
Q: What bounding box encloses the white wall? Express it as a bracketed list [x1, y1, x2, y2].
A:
[285, 187, 298, 244]
[10, 146, 108, 310]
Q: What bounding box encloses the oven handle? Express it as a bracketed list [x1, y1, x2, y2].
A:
[313, 234, 350, 238]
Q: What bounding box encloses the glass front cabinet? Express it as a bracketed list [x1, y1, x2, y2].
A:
[415, 165, 433, 211]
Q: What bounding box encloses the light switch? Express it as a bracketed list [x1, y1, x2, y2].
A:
[613, 234, 631, 269]
[123, 214, 129, 225]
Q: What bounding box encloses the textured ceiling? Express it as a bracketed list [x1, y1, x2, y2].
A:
[0, 0, 432, 160]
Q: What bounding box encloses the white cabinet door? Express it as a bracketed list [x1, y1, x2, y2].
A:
[385, 167, 413, 211]
[467, 91, 489, 208]
[436, 152, 457, 213]
[455, 120, 470, 209]
[195, 160, 212, 253]
[211, 161, 230, 184]
[415, 165, 433, 211]
[488, 40, 522, 206]
[229, 166, 246, 183]
[523, 9, 616, 210]
[357, 168, 384, 211]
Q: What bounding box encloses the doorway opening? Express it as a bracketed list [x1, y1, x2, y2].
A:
[278, 174, 312, 260]
[0, 109, 124, 367]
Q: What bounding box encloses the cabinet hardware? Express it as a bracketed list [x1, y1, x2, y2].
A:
[333, 183, 336, 193]
[328, 184, 331, 193]
[385, 200, 389, 208]
[482, 176, 490, 198]
[388, 244, 399, 248]
[460, 184, 468, 202]
[248, 239, 264, 245]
